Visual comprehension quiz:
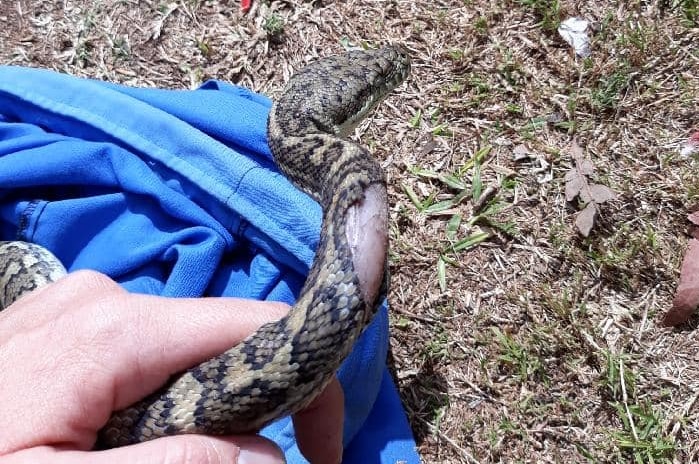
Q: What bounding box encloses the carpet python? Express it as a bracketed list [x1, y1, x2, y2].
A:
[0, 45, 410, 446]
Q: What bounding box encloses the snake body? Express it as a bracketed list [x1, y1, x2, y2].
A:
[0, 45, 410, 446]
[0, 241, 68, 309]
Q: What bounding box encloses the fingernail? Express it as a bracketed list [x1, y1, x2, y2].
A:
[238, 440, 286, 464]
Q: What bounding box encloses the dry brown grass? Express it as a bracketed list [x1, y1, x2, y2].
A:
[2, 0, 698, 462]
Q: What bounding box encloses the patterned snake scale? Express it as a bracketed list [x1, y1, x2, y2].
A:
[0, 45, 410, 446]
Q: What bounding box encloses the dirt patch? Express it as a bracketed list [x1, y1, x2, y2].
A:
[1, 1, 698, 462]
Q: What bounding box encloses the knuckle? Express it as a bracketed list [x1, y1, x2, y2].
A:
[59, 272, 128, 340]
[63, 269, 122, 294]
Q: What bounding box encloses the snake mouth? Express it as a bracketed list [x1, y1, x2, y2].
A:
[386, 44, 411, 88]
[335, 46, 411, 138]
[344, 183, 389, 306]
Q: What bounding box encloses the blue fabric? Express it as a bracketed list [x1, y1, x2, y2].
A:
[0, 66, 419, 463]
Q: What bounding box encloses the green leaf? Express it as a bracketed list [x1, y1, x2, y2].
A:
[424, 199, 456, 214]
[450, 231, 490, 252]
[394, 317, 411, 329]
[437, 256, 447, 292]
[424, 190, 469, 215]
[440, 174, 467, 190]
[462, 144, 492, 173]
[407, 166, 467, 191]
[432, 124, 453, 137]
[409, 109, 422, 128]
[402, 184, 424, 211]
[472, 161, 482, 202]
[446, 214, 462, 240]
[408, 165, 440, 179]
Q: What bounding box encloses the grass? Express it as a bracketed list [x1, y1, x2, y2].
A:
[263, 12, 285, 41]
[404, 144, 502, 291]
[1, 0, 698, 462]
[517, 0, 562, 31]
[492, 327, 547, 383]
[663, 0, 699, 25]
[603, 352, 677, 462]
[591, 67, 632, 111]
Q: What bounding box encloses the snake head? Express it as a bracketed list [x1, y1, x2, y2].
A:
[330, 45, 411, 137]
[273, 45, 411, 139]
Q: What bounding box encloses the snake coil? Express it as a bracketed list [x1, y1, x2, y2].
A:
[0, 45, 410, 446]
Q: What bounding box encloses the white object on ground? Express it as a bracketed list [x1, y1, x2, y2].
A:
[558, 17, 591, 58]
[680, 132, 699, 156]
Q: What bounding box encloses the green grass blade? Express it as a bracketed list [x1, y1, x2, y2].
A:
[402, 183, 424, 212]
[424, 190, 470, 215]
[446, 214, 462, 241]
[437, 255, 447, 292]
[450, 231, 491, 252]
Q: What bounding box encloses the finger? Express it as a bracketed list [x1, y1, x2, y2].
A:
[103, 293, 291, 411]
[292, 377, 344, 464]
[0, 270, 124, 340]
[3, 435, 285, 464]
[0, 270, 291, 452]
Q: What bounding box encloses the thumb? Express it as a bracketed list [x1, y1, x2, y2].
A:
[3, 436, 286, 464]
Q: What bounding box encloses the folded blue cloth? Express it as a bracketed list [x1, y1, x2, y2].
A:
[0, 66, 419, 463]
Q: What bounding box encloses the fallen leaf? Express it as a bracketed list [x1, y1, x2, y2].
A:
[564, 139, 618, 236]
[588, 184, 618, 204]
[575, 202, 596, 237]
[686, 211, 699, 239]
[663, 239, 699, 326]
[565, 174, 585, 201]
[570, 141, 594, 175]
[419, 136, 438, 156]
[688, 210, 699, 226]
[513, 144, 530, 161]
[578, 159, 594, 176]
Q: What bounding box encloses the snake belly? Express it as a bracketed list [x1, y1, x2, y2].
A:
[0, 45, 410, 446]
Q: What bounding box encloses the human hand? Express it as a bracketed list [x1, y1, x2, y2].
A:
[0, 271, 343, 464]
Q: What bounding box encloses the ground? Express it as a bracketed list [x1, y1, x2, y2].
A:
[1, 0, 698, 462]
